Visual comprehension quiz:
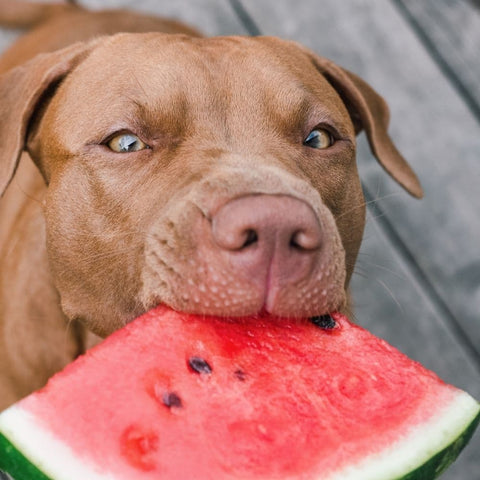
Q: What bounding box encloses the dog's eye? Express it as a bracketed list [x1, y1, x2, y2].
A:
[304, 129, 334, 149]
[107, 133, 148, 153]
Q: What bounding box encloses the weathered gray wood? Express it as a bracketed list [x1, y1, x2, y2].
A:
[0, 0, 247, 56]
[398, 0, 480, 114]
[238, 1, 480, 477]
[79, 0, 246, 36]
[0, 27, 20, 54]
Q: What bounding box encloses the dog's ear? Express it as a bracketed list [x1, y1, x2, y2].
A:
[311, 55, 423, 198]
[0, 40, 97, 196]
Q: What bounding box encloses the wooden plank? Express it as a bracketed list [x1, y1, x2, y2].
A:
[0, 27, 20, 54]
[238, 1, 480, 477]
[396, 0, 480, 116]
[0, 0, 247, 55]
[79, 0, 247, 36]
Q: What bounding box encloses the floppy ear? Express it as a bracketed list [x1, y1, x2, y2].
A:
[0, 40, 97, 196]
[311, 55, 423, 198]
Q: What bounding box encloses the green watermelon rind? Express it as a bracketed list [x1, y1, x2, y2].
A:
[0, 391, 479, 480]
[0, 406, 109, 480]
[0, 431, 50, 480]
[400, 408, 480, 480]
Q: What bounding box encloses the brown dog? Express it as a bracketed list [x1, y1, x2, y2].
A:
[0, 1, 422, 410]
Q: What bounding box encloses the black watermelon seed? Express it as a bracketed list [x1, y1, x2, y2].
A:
[310, 314, 336, 329]
[162, 392, 183, 408]
[234, 369, 246, 381]
[188, 356, 213, 374]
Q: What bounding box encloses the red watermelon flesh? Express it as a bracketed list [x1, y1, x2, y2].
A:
[0, 306, 479, 480]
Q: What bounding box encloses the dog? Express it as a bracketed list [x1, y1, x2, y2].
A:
[0, 0, 422, 410]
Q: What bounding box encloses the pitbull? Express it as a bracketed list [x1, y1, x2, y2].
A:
[0, 0, 422, 409]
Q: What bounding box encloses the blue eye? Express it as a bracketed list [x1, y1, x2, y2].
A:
[304, 129, 334, 149]
[107, 133, 148, 153]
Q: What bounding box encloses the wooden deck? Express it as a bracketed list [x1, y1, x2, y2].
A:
[1, 1, 479, 478]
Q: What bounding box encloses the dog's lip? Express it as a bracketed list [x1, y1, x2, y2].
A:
[148, 302, 334, 321]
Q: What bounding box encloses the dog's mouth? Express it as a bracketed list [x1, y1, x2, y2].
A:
[142, 244, 347, 321]
[150, 303, 339, 328]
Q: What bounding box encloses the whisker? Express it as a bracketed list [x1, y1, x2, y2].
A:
[353, 254, 407, 281]
[351, 268, 403, 313]
[336, 191, 402, 220]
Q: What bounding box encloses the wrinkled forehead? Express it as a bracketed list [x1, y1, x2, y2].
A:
[53, 33, 352, 143]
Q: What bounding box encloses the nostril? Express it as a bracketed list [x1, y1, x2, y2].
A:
[290, 231, 304, 250]
[212, 221, 259, 251]
[242, 229, 258, 249]
[290, 230, 322, 251]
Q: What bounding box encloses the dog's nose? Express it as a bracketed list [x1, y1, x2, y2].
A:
[211, 195, 322, 289]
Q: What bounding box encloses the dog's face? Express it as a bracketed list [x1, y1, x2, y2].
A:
[0, 33, 422, 337]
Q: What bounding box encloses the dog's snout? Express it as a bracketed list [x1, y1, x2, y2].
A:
[211, 195, 322, 287]
[143, 187, 346, 318]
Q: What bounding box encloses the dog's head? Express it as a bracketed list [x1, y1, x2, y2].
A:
[0, 34, 422, 336]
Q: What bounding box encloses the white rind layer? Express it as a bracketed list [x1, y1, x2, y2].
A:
[0, 405, 115, 480]
[0, 390, 478, 480]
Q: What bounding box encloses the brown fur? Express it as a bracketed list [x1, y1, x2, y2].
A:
[0, 1, 422, 409]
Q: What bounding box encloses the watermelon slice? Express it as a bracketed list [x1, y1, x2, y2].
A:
[0, 306, 478, 480]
